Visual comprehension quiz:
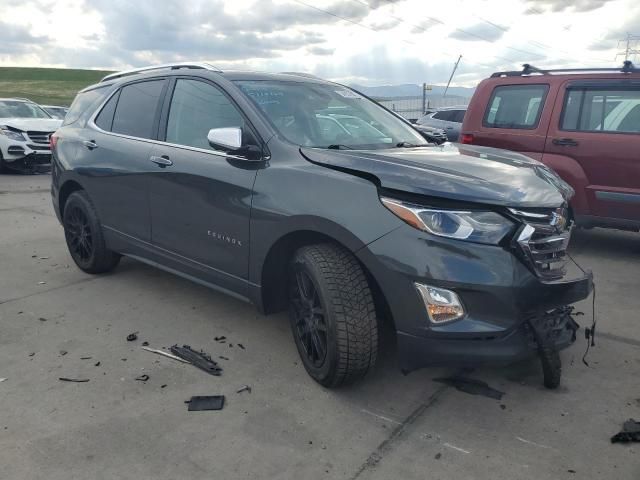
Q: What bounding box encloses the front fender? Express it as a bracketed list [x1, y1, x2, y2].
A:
[540, 153, 590, 215]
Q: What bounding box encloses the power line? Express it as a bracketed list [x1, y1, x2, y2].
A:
[616, 33, 640, 62]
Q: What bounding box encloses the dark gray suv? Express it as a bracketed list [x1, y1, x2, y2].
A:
[51, 63, 592, 388]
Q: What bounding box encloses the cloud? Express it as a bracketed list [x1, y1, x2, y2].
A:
[307, 46, 336, 56]
[524, 0, 614, 13]
[0, 22, 48, 53]
[448, 22, 506, 42]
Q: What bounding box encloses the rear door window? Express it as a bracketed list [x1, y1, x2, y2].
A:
[111, 80, 165, 139]
[561, 87, 640, 133]
[94, 91, 120, 131]
[63, 85, 111, 126]
[483, 84, 549, 129]
[452, 109, 467, 123]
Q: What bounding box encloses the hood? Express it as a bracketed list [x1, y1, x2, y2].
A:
[300, 143, 574, 208]
[0, 117, 63, 132]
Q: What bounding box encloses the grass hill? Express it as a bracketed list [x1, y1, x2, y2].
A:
[0, 67, 113, 106]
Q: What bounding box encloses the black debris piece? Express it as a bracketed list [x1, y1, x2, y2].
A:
[80, 356, 92, 360]
[611, 419, 640, 443]
[28, 352, 35, 357]
[237, 385, 251, 394]
[39, 317, 47, 322]
[121, 358, 127, 361]
[219, 356, 229, 361]
[59, 377, 90, 382]
[135, 374, 150, 382]
[59, 350, 68, 356]
[161, 384, 167, 388]
[228, 343, 233, 348]
[126, 332, 138, 342]
[17, 311, 23, 314]
[568, 470, 576, 474]
[433, 375, 505, 400]
[237, 343, 245, 350]
[142, 341, 149, 346]
[170, 345, 223, 376]
[94, 361, 101, 367]
[500, 404, 507, 410]
[435, 453, 442, 460]
[214, 336, 226, 342]
[186, 395, 225, 411]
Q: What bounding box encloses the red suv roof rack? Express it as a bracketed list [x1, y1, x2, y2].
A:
[490, 61, 638, 77]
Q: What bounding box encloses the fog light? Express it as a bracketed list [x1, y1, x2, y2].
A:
[415, 283, 465, 324]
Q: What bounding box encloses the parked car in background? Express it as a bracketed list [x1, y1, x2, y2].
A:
[461, 62, 640, 231]
[0, 98, 62, 173]
[412, 124, 448, 144]
[416, 106, 467, 141]
[51, 63, 591, 389]
[41, 105, 69, 120]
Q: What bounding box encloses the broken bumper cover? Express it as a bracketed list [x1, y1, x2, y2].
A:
[2, 148, 52, 172]
[357, 225, 593, 372]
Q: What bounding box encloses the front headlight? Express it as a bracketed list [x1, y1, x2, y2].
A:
[381, 197, 514, 244]
[0, 127, 25, 141]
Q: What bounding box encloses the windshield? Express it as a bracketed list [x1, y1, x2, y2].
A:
[0, 100, 51, 119]
[235, 80, 428, 149]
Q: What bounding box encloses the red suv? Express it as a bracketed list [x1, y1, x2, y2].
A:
[461, 62, 640, 231]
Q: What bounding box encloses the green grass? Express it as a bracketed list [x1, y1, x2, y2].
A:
[0, 67, 114, 106]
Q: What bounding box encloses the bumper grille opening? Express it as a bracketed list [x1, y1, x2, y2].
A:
[26, 131, 54, 144]
[510, 208, 571, 281]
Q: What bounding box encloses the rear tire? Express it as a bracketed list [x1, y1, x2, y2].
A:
[63, 191, 120, 274]
[288, 243, 378, 387]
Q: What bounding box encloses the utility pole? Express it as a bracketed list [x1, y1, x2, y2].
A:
[616, 33, 640, 62]
[443, 55, 462, 97]
[422, 83, 426, 115]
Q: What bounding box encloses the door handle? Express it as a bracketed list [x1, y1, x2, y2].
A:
[150, 155, 173, 167]
[83, 140, 98, 150]
[552, 138, 579, 147]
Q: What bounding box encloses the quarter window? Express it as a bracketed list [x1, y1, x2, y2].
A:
[561, 87, 640, 133]
[111, 80, 165, 139]
[94, 91, 119, 131]
[433, 110, 455, 121]
[483, 85, 548, 129]
[166, 79, 245, 150]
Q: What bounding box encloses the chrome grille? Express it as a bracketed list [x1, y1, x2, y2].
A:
[26, 131, 53, 144]
[510, 207, 571, 280]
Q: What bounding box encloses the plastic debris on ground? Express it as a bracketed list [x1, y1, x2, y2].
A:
[59, 377, 90, 383]
[186, 395, 225, 411]
[611, 419, 640, 443]
[141, 346, 190, 364]
[170, 345, 222, 376]
[433, 375, 505, 400]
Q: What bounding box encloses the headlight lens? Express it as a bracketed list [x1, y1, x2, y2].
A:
[0, 127, 25, 141]
[381, 197, 514, 244]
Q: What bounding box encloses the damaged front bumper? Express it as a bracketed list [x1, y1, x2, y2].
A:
[2, 146, 52, 173]
[357, 224, 594, 377]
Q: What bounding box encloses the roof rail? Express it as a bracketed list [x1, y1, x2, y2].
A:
[490, 61, 638, 78]
[279, 71, 324, 80]
[100, 62, 222, 83]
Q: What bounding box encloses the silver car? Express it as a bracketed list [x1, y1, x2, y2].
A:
[416, 106, 467, 142]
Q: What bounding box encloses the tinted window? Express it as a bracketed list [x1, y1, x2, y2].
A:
[94, 91, 119, 131]
[111, 80, 165, 139]
[166, 79, 245, 150]
[63, 85, 110, 126]
[484, 85, 548, 129]
[561, 87, 640, 133]
[433, 111, 455, 121]
[452, 109, 466, 123]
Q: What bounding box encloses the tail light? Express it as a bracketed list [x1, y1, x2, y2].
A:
[50, 134, 58, 149]
[460, 133, 474, 144]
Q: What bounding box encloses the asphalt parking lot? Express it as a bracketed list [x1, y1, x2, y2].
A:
[1, 173, 638, 480]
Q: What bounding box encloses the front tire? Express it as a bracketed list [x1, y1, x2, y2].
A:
[63, 191, 120, 274]
[288, 243, 378, 387]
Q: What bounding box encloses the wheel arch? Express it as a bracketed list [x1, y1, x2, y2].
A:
[58, 179, 85, 217]
[258, 229, 394, 331]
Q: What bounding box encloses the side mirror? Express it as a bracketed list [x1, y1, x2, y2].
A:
[207, 127, 242, 150]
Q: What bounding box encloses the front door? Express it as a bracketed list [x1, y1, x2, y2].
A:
[148, 77, 262, 295]
[543, 80, 640, 222]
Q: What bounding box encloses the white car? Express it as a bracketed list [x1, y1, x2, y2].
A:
[0, 98, 62, 173]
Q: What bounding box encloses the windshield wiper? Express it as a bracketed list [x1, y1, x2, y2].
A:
[326, 144, 353, 150]
[396, 141, 417, 148]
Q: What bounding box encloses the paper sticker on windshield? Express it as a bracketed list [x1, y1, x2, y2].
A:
[335, 89, 363, 99]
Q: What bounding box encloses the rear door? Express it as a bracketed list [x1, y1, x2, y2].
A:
[544, 80, 640, 221]
[147, 77, 262, 295]
[471, 83, 552, 160]
[86, 78, 168, 242]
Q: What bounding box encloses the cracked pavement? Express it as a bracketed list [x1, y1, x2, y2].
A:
[1, 174, 638, 479]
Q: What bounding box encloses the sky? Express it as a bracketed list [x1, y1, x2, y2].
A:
[0, 0, 638, 87]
